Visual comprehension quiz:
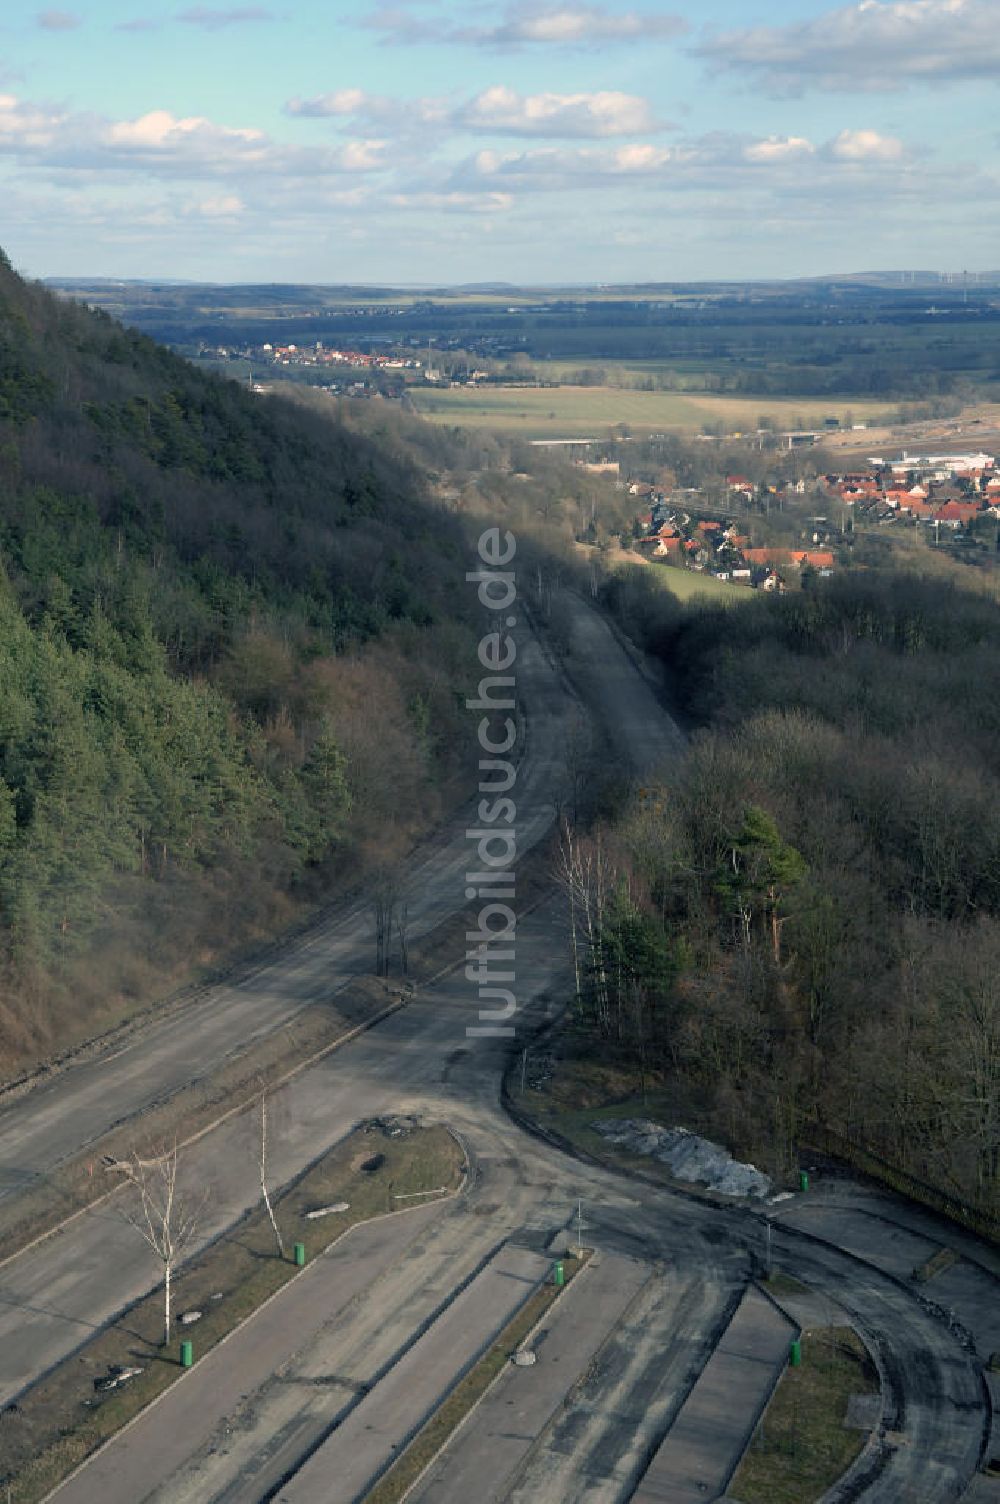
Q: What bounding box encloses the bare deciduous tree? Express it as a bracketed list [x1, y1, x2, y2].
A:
[373, 871, 397, 978]
[397, 899, 410, 978]
[258, 1083, 285, 1259]
[555, 819, 614, 1030]
[106, 1142, 205, 1346]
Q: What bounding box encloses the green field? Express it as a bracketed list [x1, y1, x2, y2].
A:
[408, 384, 891, 437]
[649, 565, 743, 602]
[732, 1327, 879, 1504]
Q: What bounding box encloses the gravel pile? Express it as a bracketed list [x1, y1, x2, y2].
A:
[593, 1118, 772, 1199]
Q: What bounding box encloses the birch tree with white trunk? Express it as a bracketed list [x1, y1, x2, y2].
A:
[106, 1142, 204, 1346]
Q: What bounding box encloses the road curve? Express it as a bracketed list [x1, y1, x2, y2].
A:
[0, 592, 990, 1504]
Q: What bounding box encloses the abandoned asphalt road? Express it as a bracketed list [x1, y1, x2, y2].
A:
[0, 592, 993, 1503]
[40, 951, 991, 1504]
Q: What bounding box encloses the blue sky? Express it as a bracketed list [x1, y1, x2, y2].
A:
[1, 0, 996, 282]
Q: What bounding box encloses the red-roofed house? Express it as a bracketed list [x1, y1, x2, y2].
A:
[744, 547, 834, 571]
[935, 501, 982, 527]
[899, 498, 935, 519]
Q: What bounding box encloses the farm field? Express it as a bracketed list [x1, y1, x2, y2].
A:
[648, 564, 743, 602]
[407, 384, 892, 437]
[585, 545, 743, 602]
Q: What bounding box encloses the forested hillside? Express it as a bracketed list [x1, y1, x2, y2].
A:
[0, 250, 474, 1069]
[588, 566, 1000, 1222]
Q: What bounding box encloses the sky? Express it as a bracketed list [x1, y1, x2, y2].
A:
[0, 0, 996, 283]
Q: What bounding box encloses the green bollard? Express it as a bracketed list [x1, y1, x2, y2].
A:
[799, 1170, 810, 1193]
[294, 1241, 306, 1268]
[553, 1260, 565, 1287]
[180, 1339, 193, 1368]
[790, 1339, 802, 1367]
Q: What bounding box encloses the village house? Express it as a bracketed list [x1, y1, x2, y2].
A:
[934, 500, 983, 528]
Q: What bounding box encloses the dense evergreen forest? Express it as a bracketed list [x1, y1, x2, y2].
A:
[588, 566, 1000, 1221]
[0, 250, 476, 1069]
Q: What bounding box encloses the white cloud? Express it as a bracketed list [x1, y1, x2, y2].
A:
[825, 128, 905, 161]
[338, 138, 388, 169]
[611, 143, 674, 172]
[388, 189, 515, 212]
[290, 88, 368, 118]
[188, 193, 245, 217]
[491, 5, 684, 44]
[463, 142, 684, 187]
[0, 94, 67, 149]
[696, 0, 1000, 93]
[361, 2, 687, 49]
[744, 136, 815, 164]
[36, 9, 81, 29]
[457, 86, 660, 137]
[287, 84, 663, 139]
[0, 95, 388, 180]
[452, 127, 917, 193]
[176, 6, 274, 28]
[105, 109, 264, 150]
[286, 89, 448, 129]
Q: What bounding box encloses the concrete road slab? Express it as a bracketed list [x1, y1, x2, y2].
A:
[779, 1204, 940, 1282]
[506, 1265, 735, 1504]
[923, 1260, 1000, 1357]
[408, 1251, 651, 1504]
[46, 1202, 445, 1504]
[275, 1242, 551, 1504]
[631, 1285, 796, 1504]
[964, 1479, 1000, 1501]
[153, 1161, 560, 1504]
[779, 1198, 1000, 1358]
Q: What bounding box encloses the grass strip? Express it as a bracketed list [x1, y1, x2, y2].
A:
[730, 1326, 879, 1504]
[2, 1124, 464, 1504]
[363, 1252, 588, 1504]
[912, 1247, 959, 1284]
[761, 1273, 811, 1298]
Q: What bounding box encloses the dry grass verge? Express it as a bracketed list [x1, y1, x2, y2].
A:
[1, 1123, 465, 1504]
[364, 1252, 587, 1504]
[761, 1273, 811, 1298]
[912, 1247, 960, 1284]
[730, 1326, 879, 1504]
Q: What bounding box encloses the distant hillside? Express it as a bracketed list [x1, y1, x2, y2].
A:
[0, 248, 474, 1069]
[46, 272, 1000, 401]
